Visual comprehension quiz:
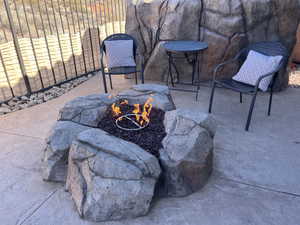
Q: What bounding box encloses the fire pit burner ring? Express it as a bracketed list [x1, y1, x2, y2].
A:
[115, 113, 149, 131]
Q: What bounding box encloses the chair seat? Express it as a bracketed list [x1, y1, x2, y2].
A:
[104, 66, 139, 75]
[215, 79, 256, 93]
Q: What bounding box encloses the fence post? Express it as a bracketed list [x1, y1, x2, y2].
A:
[3, 0, 32, 94]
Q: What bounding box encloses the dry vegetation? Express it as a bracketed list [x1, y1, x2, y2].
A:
[0, 0, 125, 42]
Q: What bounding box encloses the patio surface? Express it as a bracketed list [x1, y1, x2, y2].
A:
[1, 73, 300, 225]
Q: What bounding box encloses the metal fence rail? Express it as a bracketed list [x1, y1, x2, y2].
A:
[0, 0, 126, 102]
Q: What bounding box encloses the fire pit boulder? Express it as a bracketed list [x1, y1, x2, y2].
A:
[66, 129, 161, 222]
[118, 84, 176, 112]
[42, 95, 115, 183]
[42, 121, 91, 182]
[159, 109, 217, 197]
[58, 94, 115, 128]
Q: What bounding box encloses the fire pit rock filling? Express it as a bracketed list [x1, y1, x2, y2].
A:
[42, 84, 217, 222]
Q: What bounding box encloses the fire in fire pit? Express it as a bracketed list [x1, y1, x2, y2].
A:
[98, 97, 166, 157]
[112, 97, 154, 131]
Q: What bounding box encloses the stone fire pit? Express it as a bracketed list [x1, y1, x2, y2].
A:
[42, 84, 217, 222]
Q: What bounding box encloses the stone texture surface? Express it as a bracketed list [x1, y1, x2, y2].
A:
[118, 84, 176, 111]
[292, 23, 300, 62]
[42, 121, 90, 182]
[126, 0, 300, 90]
[59, 94, 115, 127]
[159, 109, 216, 197]
[66, 129, 161, 222]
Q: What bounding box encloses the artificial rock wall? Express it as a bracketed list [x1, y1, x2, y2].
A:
[126, 0, 300, 90]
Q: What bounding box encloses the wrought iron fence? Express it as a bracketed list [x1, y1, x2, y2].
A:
[0, 0, 126, 102]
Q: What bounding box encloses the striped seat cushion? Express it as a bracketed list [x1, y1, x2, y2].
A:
[233, 50, 283, 91]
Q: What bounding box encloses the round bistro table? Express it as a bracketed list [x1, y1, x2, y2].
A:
[163, 41, 208, 100]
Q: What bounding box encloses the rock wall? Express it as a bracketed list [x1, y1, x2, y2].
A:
[292, 24, 300, 62]
[126, 0, 300, 90]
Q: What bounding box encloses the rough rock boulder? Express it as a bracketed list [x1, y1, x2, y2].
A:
[59, 94, 115, 127]
[118, 84, 176, 111]
[42, 121, 90, 182]
[159, 109, 217, 197]
[66, 129, 161, 222]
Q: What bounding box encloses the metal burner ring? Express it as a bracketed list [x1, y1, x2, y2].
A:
[115, 113, 149, 131]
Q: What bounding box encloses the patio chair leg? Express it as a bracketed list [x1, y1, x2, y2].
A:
[102, 72, 108, 93]
[135, 72, 138, 84]
[245, 92, 258, 131]
[108, 74, 113, 89]
[196, 54, 200, 101]
[240, 93, 243, 103]
[141, 70, 145, 84]
[268, 87, 273, 116]
[208, 81, 216, 113]
[141, 62, 145, 84]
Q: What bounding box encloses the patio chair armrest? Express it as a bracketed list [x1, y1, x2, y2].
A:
[213, 58, 239, 80]
[213, 50, 247, 80]
[253, 72, 276, 90]
[254, 60, 284, 88]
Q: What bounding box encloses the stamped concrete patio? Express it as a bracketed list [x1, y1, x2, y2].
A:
[1, 73, 300, 225]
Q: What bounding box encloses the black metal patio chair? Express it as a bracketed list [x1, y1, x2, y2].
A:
[208, 41, 288, 131]
[100, 33, 144, 93]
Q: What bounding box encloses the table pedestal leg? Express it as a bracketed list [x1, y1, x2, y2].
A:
[167, 52, 175, 87]
[196, 53, 200, 101]
[166, 51, 201, 101]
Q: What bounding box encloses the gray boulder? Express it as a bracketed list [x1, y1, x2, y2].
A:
[66, 129, 161, 222]
[159, 109, 216, 197]
[126, 0, 300, 90]
[59, 94, 115, 127]
[42, 121, 90, 182]
[118, 84, 175, 111]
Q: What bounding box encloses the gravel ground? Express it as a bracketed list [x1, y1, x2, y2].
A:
[0, 73, 95, 115]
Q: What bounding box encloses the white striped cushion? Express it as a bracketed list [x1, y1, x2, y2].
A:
[104, 40, 136, 68]
[233, 50, 283, 91]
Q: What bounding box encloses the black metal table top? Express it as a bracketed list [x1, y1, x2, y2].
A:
[163, 41, 208, 53]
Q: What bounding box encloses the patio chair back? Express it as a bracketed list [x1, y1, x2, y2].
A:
[99, 33, 144, 94]
[237, 41, 289, 88]
[239, 41, 289, 66]
[100, 33, 138, 62]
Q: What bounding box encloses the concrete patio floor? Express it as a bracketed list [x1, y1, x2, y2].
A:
[1, 73, 300, 225]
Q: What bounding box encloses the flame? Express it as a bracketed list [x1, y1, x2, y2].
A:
[112, 97, 154, 127]
[132, 97, 153, 126]
[141, 97, 153, 125]
[133, 104, 141, 122]
[111, 103, 121, 117]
